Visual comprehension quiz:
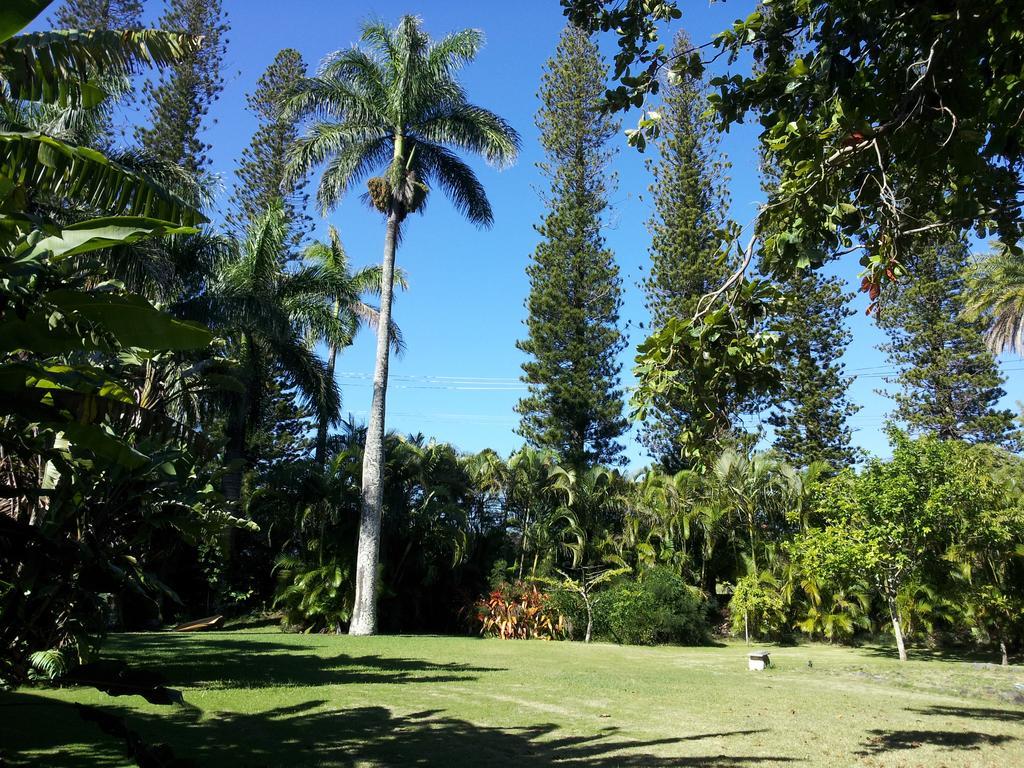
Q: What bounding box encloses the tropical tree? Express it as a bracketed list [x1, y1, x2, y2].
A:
[503, 447, 561, 579]
[547, 565, 629, 643]
[0, 0, 240, 681]
[964, 245, 1024, 356]
[548, 464, 630, 570]
[184, 205, 345, 504]
[286, 15, 520, 634]
[623, 468, 701, 576]
[709, 450, 795, 577]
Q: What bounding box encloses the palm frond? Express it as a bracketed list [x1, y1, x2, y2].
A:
[285, 75, 383, 125]
[415, 140, 493, 227]
[289, 127, 391, 213]
[426, 28, 484, 74]
[0, 131, 204, 225]
[1, 29, 199, 107]
[415, 101, 519, 168]
[317, 48, 388, 109]
[963, 247, 1024, 354]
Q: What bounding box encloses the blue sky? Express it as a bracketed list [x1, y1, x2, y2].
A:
[48, 1, 1024, 467]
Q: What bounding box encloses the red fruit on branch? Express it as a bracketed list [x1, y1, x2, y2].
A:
[842, 130, 866, 148]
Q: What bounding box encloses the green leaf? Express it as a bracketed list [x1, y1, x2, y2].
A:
[0, 290, 212, 354]
[57, 421, 149, 469]
[0, 132, 205, 226]
[1, 29, 198, 107]
[46, 290, 213, 351]
[24, 216, 197, 260]
[0, 1, 49, 44]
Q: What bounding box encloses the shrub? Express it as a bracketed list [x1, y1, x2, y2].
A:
[475, 581, 566, 640]
[600, 567, 708, 646]
[602, 582, 659, 645]
[641, 567, 708, 644]
[273, 554, 353, 633]
[547, 586, 588, 640]
[730, 572, 788, 640]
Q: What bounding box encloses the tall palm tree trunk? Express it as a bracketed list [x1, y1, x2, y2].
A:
[350, 210, 399, 635]
[219, 412, 247, 558]
[315, 299, 341, 466]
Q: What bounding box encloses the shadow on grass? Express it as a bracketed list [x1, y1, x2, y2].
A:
[1, 691, 802, 767]
[855, 643, 1011, 665]
[856, 728, 1015, 756]
[908, 704, 1024, 724]
[219, 615, 281, 631]
[100, 634, 502, 689]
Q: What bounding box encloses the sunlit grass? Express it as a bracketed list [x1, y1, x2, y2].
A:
[4, 630, 1024, 766]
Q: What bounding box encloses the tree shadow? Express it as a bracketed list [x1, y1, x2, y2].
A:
[99, 634, 504, 689]
[856, 729, 1016, 756]
[854, 644, 1009, 665]
[907, 704, 1024, 724]
[2, 691, 803, 767]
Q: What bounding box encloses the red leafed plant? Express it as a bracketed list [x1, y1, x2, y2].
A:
[476, 581, 566, 640]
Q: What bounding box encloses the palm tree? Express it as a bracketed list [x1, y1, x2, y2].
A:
[185, 204, 347, 503]
[963, 246, 1024, 354]
[302, 225, 406, 465]
[286, 15, 520, 634]
[504, 447, 560, 579]
[626, 468, 703, 576]
[709, 450, 794, 576]
[548, 464, 629, 571]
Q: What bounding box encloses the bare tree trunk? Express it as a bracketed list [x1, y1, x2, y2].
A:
[349, 211, 399, 636]
[585, 600, 593, 644]
[891, 612, 908, 662]
[315, 301, 340, 467]
[1001, 640, 1009, 667]
[219, 426, 246, 557]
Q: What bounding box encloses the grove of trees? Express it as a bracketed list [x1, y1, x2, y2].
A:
[4, 0, 1024, 713]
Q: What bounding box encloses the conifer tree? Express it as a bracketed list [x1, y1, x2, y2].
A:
[516, 25, 626, 469]
[225, 48, 311, 253]
[135, 0, 229, 174]
[767, 270, 860, 468]
[639, 30, 735, 469]
[53, 0, 144, 144]
[54, 0, 143, 29]
[878, 234, 1020, 447]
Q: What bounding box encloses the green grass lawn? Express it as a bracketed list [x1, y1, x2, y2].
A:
[4, 629, 1024, 767]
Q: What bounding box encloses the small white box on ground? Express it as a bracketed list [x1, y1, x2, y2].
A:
[748, 651, 771, 671]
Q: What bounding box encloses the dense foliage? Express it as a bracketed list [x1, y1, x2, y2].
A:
[0, 1, 242, 682]
[5, 0, 1024, 718]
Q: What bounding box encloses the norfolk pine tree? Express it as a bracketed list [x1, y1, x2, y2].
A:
[225, 48, 312, 254]
[767, 268, 860, 469]
[516, 25, 627, 469]
[135, 0, 229, 175]
[639, 30, 738, 470]
[878, 234, 1020, 448]
[52, 0, 144, 145]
